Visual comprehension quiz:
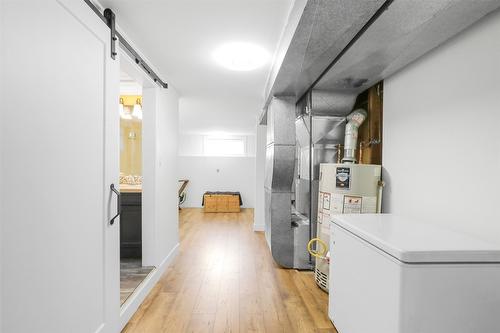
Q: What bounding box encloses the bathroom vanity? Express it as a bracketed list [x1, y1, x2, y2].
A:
[120, 184, 142, 259]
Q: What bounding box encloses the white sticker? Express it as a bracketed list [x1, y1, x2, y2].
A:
[343, 195, 362, 214]
[361, 196, 378, 213]
[322, 192, 331, 210]
[331, 193, 344, 214]
[323, 213, 330, 226]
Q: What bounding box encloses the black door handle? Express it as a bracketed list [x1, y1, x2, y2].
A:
[110, 183, 120, 225]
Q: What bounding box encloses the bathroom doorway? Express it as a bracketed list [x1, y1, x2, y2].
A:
[119, 71, 154, 306]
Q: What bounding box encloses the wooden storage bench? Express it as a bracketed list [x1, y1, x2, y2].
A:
[203, 192, 241, 213]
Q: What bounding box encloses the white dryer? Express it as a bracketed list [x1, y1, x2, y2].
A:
[329, 214, 500, 333]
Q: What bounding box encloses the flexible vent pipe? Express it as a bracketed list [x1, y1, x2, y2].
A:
[342, 109, 367, 163]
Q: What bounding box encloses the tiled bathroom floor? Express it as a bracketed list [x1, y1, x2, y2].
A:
[120, 259, 155, 305]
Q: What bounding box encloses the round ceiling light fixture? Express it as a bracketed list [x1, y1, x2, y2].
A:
[213, 42, 270, 71]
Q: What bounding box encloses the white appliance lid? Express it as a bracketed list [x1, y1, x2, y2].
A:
[332, 214, 500, 263]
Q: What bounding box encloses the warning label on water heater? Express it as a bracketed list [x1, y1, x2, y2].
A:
[322, 192, 331, 210]
[343, 196, 362, 214]
[336, 167, 351, 189]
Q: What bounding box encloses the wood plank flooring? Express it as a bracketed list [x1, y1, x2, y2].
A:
[122, 208, 337, 333]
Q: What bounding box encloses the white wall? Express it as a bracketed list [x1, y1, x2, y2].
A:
[178, 133, 256, 156]
[383, 10, 500, 244]
[178, 133, 256, 208]
[120, 84, 180, 330]
[142, 87, 158, 267]
[178, 134, 204, 156]
[179, 97, 260, 136]
[142, 86, 180, 266]
[154, 87, 180, 263]
[177, 96, 259, 211]
[254, 125, 267, 230]
[0, 0, 3, 329]
[117, 35, 180, 328]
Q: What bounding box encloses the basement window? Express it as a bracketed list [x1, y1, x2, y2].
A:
[203, 136, 246, 156]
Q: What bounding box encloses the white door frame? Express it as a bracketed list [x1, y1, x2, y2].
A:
[117, 41, 166, 330]
[118, 51, 158, 268]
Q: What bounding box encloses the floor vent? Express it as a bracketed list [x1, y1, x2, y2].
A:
[315, 268, 329, 292]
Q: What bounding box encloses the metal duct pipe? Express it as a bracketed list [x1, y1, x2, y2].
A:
[342, 109, 367, 163]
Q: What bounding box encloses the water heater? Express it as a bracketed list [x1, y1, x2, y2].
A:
[315, 163, 382, 291]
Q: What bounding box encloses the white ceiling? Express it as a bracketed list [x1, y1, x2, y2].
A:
[99, 0, 293, 135]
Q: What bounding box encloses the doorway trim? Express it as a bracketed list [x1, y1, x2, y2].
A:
[118, 45, 179, 330]
[120, 49, 157, 267]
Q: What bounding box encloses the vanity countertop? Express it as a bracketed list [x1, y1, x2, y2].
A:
[120, 184, 142, 193]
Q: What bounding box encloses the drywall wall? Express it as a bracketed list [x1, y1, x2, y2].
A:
[178, 134, 204, 156]
[178, 133, 256, 208]
[142, 86, 180, 266]
[178, 133, 256, 156]
[254, 125, 267, 230]
[154, 86, 180, 264]
[383, 9, 500, 244]
[180, 97, 260, 135]
[120, 84, 180, 329]
[117, 23, 181, 330]
[178, 156, 256, 208]
[0, 1, 4, 330]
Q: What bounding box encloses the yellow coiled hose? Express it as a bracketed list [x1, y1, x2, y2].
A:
[307, 238, 328, 260]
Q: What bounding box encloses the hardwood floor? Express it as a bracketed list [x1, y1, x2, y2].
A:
[122, 208, 337, 333]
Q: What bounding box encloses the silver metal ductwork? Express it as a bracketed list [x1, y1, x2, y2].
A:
[342, 109, 367, 163]
[260, 0, 500, 123]
[264, 91, 358, 269]
[309, 90, 357, 116]
[264, 97, 296, 268]
[313, 1, 500, 96]
[262, 0, 500, 273]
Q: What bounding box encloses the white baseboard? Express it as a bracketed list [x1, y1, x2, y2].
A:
[118, 243, 180, 331]
[253, 224, 265, 232]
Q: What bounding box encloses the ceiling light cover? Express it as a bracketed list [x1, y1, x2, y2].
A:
[213, 42, 270, 71]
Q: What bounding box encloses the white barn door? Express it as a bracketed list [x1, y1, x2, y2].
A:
[1, 1, 120, 332]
